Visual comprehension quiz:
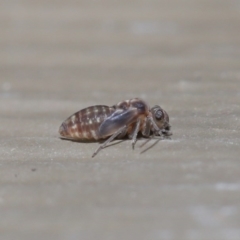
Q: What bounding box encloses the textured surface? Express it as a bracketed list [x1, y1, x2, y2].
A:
[1, 0, 240, 239]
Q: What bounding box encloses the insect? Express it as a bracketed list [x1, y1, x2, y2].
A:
[59, 98, 172, 157]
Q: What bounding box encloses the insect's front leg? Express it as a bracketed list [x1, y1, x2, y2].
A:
[139, 118, 155, 148]
[147, 116, 163, 136]
[92, 125, 127, 158]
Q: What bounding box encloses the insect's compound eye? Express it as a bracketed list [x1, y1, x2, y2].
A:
[155, 110, 163, 120]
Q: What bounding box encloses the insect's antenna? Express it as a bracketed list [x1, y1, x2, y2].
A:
[139, 134, 155, 148]
[140, 138, 162, 154]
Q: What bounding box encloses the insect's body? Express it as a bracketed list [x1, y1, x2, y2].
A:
[59, 98, 171, 157]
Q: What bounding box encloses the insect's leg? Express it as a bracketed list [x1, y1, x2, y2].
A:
[141, 117, 151, 137]
[139, 118, 153, 148]
[139, 134, 156, 148]
[117, 127, 128, 138]
[130, 118, 141, 149]
[148, 116, 160, 132]
[148, 116, 162, 136]
[140, 116, 163, 148]
[148, 116, 172, 136]
[92, 125, 127, 158]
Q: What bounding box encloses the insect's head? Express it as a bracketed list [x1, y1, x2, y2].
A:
[150, 105, 171, 136]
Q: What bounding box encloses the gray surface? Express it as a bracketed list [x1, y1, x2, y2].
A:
[1, 0, 240, 240]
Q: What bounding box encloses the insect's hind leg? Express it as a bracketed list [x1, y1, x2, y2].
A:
[92, 126, 127, 158]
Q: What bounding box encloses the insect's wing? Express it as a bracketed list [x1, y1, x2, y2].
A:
[99, 108, 138, 138]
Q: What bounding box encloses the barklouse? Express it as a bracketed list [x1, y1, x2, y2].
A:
[59, 98, 172, 157]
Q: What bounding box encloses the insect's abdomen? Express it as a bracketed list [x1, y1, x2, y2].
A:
[59, 105, 115, 140]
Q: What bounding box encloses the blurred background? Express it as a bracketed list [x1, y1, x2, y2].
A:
[2, 0, 239, 105]
[0, 0, 240, 240]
